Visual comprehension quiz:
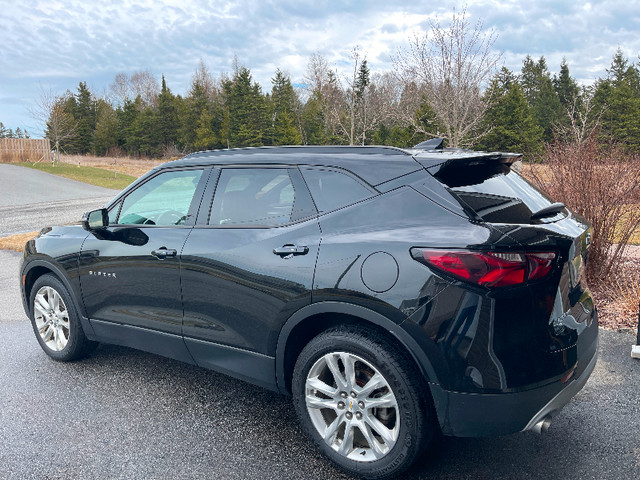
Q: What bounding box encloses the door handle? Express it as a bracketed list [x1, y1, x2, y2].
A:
[273, 245, 309, 258]
[151, 247, 177, 259]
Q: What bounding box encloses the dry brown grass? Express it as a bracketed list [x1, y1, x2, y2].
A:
[59, 154, 163, 178]
[0, 231, 39, 252]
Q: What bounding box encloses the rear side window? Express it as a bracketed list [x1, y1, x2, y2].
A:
[209, 168, 296, 227]
[301, 167, 374, 213]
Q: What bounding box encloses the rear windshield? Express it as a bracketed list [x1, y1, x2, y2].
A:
[439, 168, 565, 224]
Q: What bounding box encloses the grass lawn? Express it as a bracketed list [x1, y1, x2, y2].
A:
[15, 162, 136, 190]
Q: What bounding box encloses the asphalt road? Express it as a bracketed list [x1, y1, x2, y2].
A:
[0, 164, 118, 236]
[1, 249, 639, 480]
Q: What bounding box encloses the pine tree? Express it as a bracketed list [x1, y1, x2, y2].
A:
[126, 97, 159, 156]
[73, 81, 97, 153]
[478, 67, 543, 159]
[93, 100, 119, 155]
[179, 79, 212, 151]
[553, 59, 580, 108]
[223, 66, 268, 147]
[301, 94, 327, 145]
[270, 69, 302, 145]
[194, 109, 219, 150]
[593, 49, 640, 148]
[156, 75, 180, 150]
[520, 56, 563, 142]
[117, 97, 140, 154]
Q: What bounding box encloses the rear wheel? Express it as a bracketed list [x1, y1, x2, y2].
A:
[292, 326, 434, 479]
[29, 274, 97, 361]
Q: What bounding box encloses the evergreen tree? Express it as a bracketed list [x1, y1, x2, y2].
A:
[0, 122, 7, 138]
[156, 75, 180, 150]
[116, 97, 141, 154]
[180, 79, 212, 151]
[301, 93, 328, 145]
[73, 81, 97, 153]
[93, 100, 119, 155]
[520, 56, 563, 142]
[126, 97, 159, 156]
[194, 109, 219, 150]
[223, 67, 268, 147]
[270, 69, 302, 145]
[553, 58, 580, 108]
[593, 49, 640, 148]
[478, 67, 543, 159]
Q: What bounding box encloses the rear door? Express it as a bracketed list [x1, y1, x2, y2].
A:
[179, 166, 320, 387]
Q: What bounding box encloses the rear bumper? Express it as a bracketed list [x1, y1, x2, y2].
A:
[430, 333, 598, 437]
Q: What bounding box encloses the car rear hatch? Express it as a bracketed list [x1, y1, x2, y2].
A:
[415, 151, 598, 387]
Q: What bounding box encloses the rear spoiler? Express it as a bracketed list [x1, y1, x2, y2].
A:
[416, 152, 523, 188]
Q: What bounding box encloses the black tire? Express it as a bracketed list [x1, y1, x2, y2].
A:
[29, 274, 98, 361]
[292, 326, 434, 479]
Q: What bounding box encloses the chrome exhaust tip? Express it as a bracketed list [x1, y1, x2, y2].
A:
[532, 415, 552, 434]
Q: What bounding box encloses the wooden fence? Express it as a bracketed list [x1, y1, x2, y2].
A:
[0, 138, 52, 163]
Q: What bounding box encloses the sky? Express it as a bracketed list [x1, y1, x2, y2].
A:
[1, 0, 640, 137]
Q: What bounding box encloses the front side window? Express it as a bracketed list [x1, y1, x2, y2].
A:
[116, 169, 204, 226]
[209, 168, 295, 227]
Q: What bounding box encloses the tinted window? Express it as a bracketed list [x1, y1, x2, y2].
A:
[452, 171, 563, 224]
[301, 168, 374, 213]
[209, 169, 295, 227]
[116, 169, 203, 226]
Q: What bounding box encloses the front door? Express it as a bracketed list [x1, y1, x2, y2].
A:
[79, 168, 207, 346]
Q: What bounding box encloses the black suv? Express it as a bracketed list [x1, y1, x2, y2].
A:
[20, 144, 598, 479]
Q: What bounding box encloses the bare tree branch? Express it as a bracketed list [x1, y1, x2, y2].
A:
[29, 85, 77, 165]
[394, 7, 502, 147]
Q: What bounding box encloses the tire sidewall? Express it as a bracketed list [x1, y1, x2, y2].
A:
[29, 274, 85, 362]
[292, 328, 427, 479]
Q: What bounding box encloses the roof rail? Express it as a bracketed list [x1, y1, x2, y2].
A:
[413, 138, 444, 151]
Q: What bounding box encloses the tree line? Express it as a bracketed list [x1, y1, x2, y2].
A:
[30, 12, 640, 161]
[0, 123, 30, 139]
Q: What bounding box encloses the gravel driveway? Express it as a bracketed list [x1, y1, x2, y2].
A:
[0, 164, 118, 236]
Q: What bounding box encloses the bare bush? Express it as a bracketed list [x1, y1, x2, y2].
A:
[527, 135, 640, 282]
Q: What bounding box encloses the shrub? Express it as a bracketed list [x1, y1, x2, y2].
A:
[526, 135, 640, 282]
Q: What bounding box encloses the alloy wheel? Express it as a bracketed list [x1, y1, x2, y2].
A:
[33, 286, 70, 352]
[304, 351, 400, 462]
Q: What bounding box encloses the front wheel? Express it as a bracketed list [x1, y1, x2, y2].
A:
[292, 326, 434, 479]
[29, 274, 97, 361]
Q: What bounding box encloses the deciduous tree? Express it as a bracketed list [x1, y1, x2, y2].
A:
[394, 7, 501, 147]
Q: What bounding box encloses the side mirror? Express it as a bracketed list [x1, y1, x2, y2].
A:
[82, 208, 109, 231]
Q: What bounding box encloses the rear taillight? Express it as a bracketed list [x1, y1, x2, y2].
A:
[411, 249, 556, 287]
